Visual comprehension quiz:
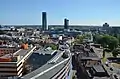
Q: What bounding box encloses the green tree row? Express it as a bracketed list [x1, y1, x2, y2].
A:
[94, 34, 119, 51]
[93, 34, 120, 57]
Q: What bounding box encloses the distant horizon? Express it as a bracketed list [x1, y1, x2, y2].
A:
[1, 24, 120, 27]
[1, 21, 120, 26]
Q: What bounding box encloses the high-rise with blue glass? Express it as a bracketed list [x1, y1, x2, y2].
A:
[64, 18, 69, 29]
[42, 12, 48, 31]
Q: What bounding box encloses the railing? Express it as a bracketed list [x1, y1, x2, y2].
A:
[48, 51, 65, 64]
[30, 54, 71, 79]
[51, 58, 71, 79]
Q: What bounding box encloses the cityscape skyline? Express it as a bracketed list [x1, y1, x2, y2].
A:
[0, 0, 120, 26]
[1, 0, 120, 78]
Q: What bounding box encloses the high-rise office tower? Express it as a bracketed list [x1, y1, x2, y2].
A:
[64, 18, 69, 29]
[42, 12, 48, 31]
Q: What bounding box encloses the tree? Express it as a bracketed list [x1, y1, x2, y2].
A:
[112, 48, 120, 57]
[74, 35, 86, 44]
[94, 34, 119, 51]
[93, 34, 103, 44]
[0, 30, 6, 35]
[115, 34, 120, 45]
[108, 36, 119, 50]
[49, 44, 58, 50]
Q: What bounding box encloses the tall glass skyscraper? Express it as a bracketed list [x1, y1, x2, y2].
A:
[64, 18, 69, 29]
[42, 12, 48, 31]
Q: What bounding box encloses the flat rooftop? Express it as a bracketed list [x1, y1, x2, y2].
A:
[34, 48, 57, 55]
[0, 54, 12, 58]
[26, 49, 58, 71]
[14, 48, 34, 57]
[88, 52, 98, 57]
[14, 47, 36, 63]
[81, 57, 100, 60]
[93, 65, 105, 73]
[92, 47, 103, 58]
[93, 77, 110, 79]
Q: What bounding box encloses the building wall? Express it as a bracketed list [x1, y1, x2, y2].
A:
[0, 62, 23, 77]
[0, 48, 18, 57]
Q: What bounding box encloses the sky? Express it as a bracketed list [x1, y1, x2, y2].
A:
[0, 0, 120, 26]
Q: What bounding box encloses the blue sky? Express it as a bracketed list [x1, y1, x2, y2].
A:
[0, 0, 120, 25]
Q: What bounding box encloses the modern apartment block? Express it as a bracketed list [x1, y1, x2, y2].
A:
[0, 46, 36, 78]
